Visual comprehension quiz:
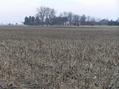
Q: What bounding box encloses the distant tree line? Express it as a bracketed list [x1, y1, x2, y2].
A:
[24, 7, 119, 26]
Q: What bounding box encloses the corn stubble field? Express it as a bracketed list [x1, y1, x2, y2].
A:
[0, 26, 119, 89]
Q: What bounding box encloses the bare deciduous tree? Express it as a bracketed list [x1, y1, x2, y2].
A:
[36, 7, 56, 25]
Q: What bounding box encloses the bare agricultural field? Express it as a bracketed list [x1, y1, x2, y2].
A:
[0, 26, 119, 89]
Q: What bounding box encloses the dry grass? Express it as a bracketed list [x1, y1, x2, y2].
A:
[0, 26, 119, 89]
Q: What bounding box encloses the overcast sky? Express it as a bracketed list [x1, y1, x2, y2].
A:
[0, 0, 119, 24]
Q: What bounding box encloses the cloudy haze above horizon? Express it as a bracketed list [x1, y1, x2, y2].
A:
[0, 0, 118, 24]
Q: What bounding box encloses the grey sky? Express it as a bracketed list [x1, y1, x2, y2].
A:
[0, 0, 118, 24]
